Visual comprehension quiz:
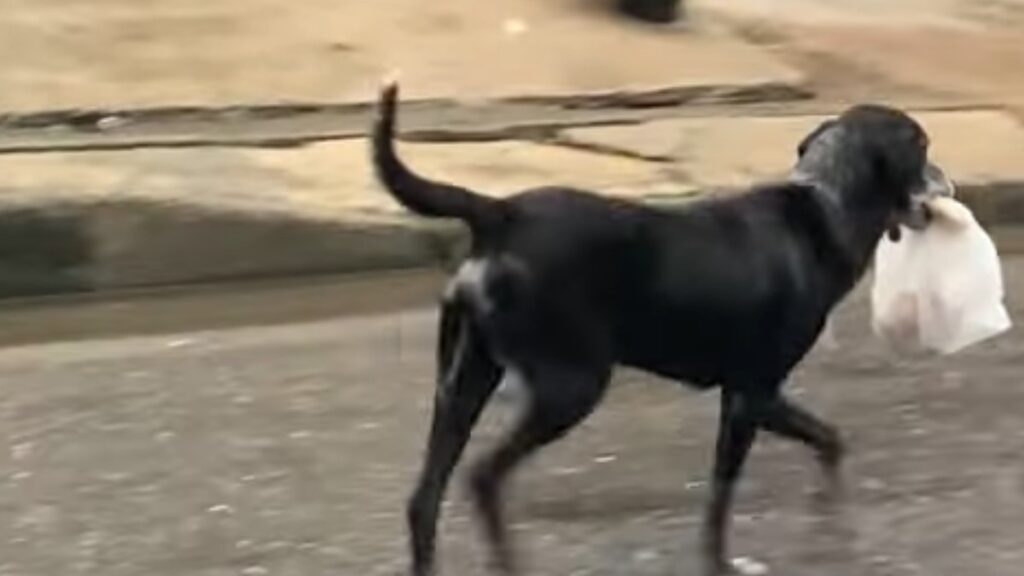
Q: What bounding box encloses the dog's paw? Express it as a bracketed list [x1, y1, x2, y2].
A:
[813, 484, 847, 514]
[704, 556, 769, 576]
[729, 556, 769, 575]
[810, 467, 847, 516]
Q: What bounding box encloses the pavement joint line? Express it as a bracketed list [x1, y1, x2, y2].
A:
[0, 101, 1012, 156]
[0, 81, 811, 131]
[545, 135, 677, 163]
[0, 115, 641, 154]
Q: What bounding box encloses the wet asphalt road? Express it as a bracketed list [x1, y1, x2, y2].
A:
[1, 261, 1023, 576]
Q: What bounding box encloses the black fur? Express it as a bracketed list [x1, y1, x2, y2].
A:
[373, 82, 945, 576]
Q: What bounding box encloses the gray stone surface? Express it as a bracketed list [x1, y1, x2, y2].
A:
[1, 261, 1023, 575]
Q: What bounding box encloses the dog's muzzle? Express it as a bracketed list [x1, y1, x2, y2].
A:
[888, 162, 955, 241]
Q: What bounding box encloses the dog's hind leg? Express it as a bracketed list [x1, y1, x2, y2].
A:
[407, 302, 503, 576]
[468, 361, 611, 575]
[761, 396, 846, 505]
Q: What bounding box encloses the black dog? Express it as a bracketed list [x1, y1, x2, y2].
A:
[372, 83, 951, 576]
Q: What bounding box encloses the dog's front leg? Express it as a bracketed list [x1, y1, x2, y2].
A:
[701, 389, 765, 576]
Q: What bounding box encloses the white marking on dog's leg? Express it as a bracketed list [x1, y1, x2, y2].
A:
[445, 258, 493, 313]
[493, 366, 529, 406]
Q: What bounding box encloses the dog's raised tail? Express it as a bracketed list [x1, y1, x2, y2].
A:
[372, 81, 505, 232]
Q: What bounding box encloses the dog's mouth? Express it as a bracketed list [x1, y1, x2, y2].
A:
[887, 162, 955, 242]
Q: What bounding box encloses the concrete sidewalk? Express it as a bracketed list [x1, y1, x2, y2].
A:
[0, 0, 802, 114]
[3, 108, 1024, 297]
[694, 0, 1024, 112]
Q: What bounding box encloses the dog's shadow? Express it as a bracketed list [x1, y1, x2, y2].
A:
[519, 486, 699, 522]
[519, 484, 860, 544]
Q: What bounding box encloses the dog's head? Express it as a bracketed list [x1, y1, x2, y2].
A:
[795, 105, 954, 241]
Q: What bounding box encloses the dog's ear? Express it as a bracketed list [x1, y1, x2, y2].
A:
[870, 133, 922, 205]
[797, 119, 837, 157]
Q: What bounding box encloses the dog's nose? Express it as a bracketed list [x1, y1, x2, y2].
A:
[924, 162, 955, 198]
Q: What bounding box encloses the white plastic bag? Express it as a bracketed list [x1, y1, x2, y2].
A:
[871, 197, 1011, 354]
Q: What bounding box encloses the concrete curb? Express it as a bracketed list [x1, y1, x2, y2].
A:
[1, 182, 1021, 299]
[0, 200, 449, 298]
